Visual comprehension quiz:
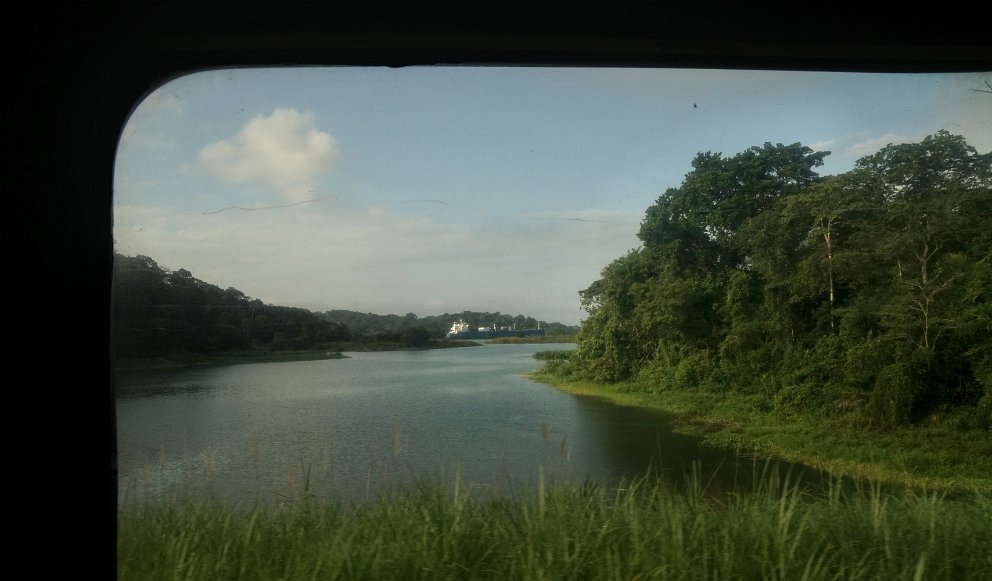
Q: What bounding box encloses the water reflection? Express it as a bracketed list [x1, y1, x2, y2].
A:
[115, 344, 832, 506]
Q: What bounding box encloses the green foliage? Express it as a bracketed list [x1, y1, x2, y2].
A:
[770, 339, 846, 416]
[118, 471, 992, 581]
[963, 253, 992, 402]
[530, 350, 579, 381]
[633, 343, 724, 394]
[870, 361, 926, 428]
[401, 325, 432, 347]
[113, 256, 578, 362]
[572, 132, 992, 428]
[532, 350, 574, 361]
[840, 334, 888, 391]
[112, 254, 351, 359]
[572, 299, 642, 382]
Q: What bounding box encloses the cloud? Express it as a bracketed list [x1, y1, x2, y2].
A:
[197, 108, 339, 202]
[815, 131, 926, 175]
[807, 139, 835, 153]
[842, 132, 917, 160]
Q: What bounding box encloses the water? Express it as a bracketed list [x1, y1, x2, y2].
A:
[115, 343, 816, 506]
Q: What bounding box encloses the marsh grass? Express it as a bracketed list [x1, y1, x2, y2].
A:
[118, 463, 992, 581]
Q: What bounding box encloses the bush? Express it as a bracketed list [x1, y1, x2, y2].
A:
[924, 404, 991, 431]
[634, 358, 677, 393]
[674, 349, 720, 390]
[842, 335, 888, 391]
[633, 346, 721, 393]
[772, 380, 818, 415]
[869, 362, 924, 428]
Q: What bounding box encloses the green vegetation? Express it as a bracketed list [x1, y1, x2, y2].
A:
[118, 469, 992, 581]
[532, 349, 577, 361]
[113, 254, 355, 361]
[115, 131, 992, 579]
[531, 360, 992, 493]
[569, 132, 990, 431]
[490, 334, 578, 344]
[112, 254, 574, 368]
[522, 132, 992, 495]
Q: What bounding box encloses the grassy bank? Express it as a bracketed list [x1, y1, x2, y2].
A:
[118, 470, 991, 581]
[528, 366, 992, 494]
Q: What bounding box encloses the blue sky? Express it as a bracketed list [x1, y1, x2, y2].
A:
[113, 67, 991, 325]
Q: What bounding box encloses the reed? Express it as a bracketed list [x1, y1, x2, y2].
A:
[118, 464, 992, 580]
[117, 375, 991, 579]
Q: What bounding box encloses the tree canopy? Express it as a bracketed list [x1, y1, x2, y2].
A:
[570, 131, 992, 429]
[112, 254, 353, 358]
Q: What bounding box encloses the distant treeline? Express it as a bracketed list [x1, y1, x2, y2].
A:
[564, 131, 991, 429]
[112, 254, 352, 358]
[111, 254, 577, 359]
[320, 310, 577, 340]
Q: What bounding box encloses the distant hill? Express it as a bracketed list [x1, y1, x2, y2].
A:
[112, 253, 351, 358]
[112, 253, 579, 360]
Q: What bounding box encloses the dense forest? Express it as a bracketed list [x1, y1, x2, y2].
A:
[563, 131, 991, 430]
[112, 254, 351, 357]
[111, 254, 576, 359]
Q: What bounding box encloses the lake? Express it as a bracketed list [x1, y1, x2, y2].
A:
[115, 343, 816, 506]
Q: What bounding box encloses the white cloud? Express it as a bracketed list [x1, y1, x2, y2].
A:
[842, 132, 918, 160]
[197, 108, 339, 202]
[807, 139, 835, 153]
[814, 120, 992, 177]
[815, 131, 928, 175]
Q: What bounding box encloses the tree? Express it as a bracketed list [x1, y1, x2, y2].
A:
[574, 248, 664, 381]
[578, 142, 829, 383]
[402, 325, 432, 347]
[573, 132, 991, 425]
[856, 131, 992, 354]
[639, 143, 828, 274]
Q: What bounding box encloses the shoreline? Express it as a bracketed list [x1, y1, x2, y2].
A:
[112, 349, 351, 370]
[527, 369, 992, 495]
[111, 338, 573, 371]
[112, 340, 483, 370]
[113, 345, 990, 492]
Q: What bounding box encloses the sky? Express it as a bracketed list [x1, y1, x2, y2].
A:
[113, 67, 991, 326]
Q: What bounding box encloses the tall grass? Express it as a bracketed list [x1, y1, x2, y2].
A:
[118, 465, 992, 580]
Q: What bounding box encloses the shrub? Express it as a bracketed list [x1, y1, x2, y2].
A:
[869, 362, 924, 428]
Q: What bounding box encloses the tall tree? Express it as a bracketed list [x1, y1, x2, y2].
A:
[857, 131, 992, 354]
[573, 132, 990, 426]
[580, 142, 828, 382]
